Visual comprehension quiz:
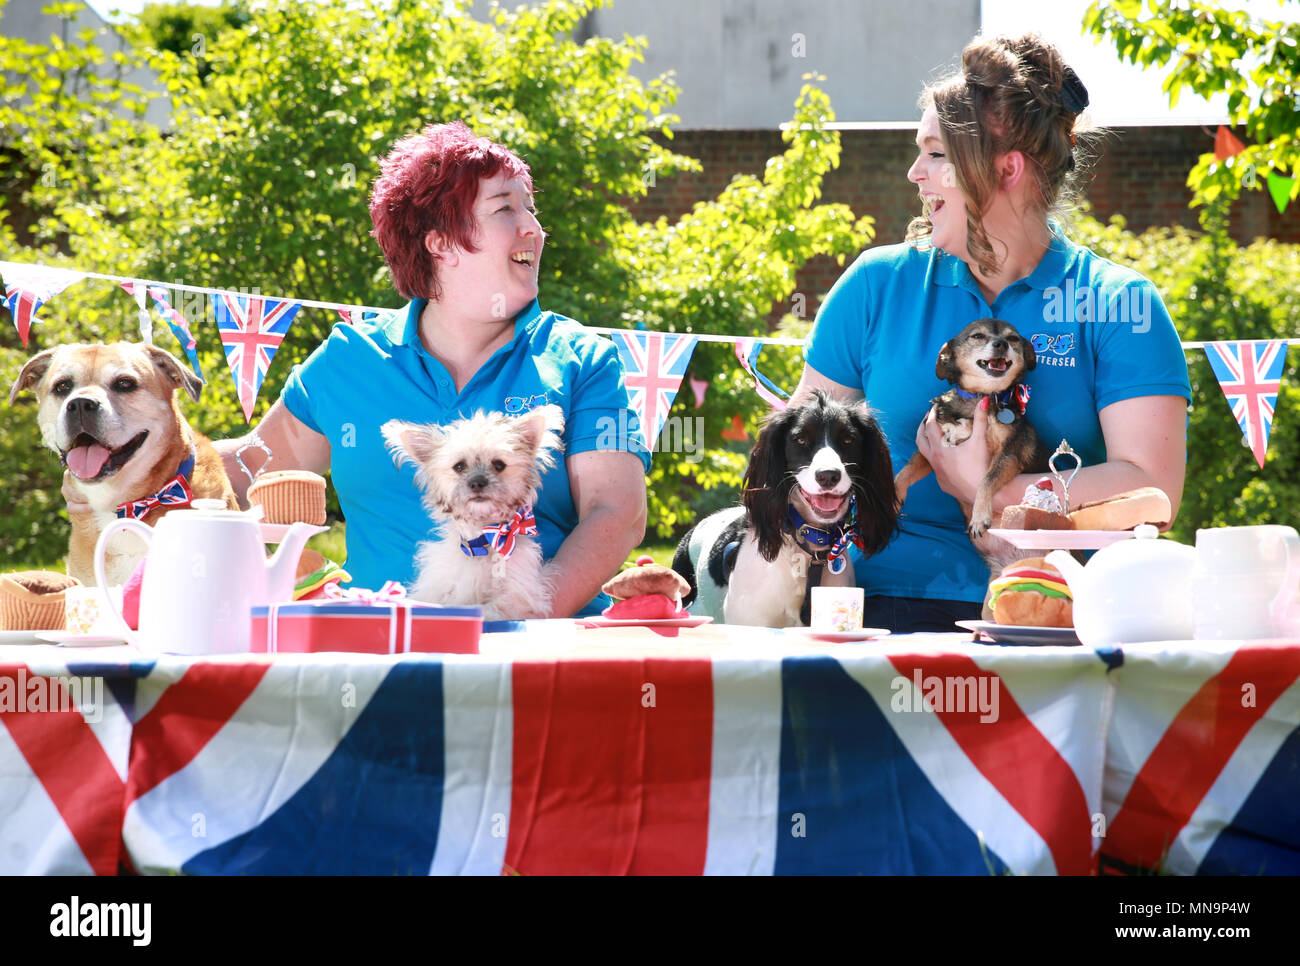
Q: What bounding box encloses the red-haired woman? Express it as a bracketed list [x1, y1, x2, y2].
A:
[219, 122, 649, 617]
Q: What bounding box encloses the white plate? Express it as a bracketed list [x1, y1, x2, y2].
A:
[956, 619, 1080, 646]
[578, 616, 714, 629]
[0, 629, 45, 645]
[34, 631, 129, 647]
[261, 523, 329, 543]
[790, 627, 892, 643]
[988, 528, 1136, 550]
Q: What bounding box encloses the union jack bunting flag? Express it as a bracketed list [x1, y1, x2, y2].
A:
[0, 261, 85, 346]
[735, 338, 790, 410]
[213, 292, 302, 422]
[1203, 340, 1289, 469]
[147, 286, 204, 381]
[609, 331, 698, 452]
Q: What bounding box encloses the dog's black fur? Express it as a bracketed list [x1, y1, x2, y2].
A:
[895, 318, 1050, 539]
[673, 390, 898, 624]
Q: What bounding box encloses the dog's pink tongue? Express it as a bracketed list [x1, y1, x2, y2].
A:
[810, 492, 845, 513]
[67, 443, 111, 480]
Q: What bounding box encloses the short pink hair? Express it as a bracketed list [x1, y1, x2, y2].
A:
[369, 122, 533, 300]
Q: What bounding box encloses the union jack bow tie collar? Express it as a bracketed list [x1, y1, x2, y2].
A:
[460, 505, 538, 559]
[116, 451, 196, 520]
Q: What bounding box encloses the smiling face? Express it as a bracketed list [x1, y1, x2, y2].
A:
[431, 172, 544, 321]
[936, 318, 1035, 394]
[907, 104, 970, 260]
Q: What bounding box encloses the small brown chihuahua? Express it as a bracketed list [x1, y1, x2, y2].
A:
[894, 318, 1050, 539]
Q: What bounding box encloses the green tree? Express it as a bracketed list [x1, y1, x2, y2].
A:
[121, 1, 250, 82]
[1083, 0, 1300, 212]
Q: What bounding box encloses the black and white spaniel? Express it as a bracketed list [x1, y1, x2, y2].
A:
[672, 390, 898, 627]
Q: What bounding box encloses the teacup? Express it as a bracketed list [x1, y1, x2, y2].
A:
[65, 585, 124, 636]
[810, 586, 864, 632]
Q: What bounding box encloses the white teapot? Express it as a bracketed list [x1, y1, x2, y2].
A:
[94, 498, 325, 655]
[1046, 525, 1197, 646]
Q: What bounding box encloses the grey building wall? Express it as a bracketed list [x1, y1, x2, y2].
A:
[0, 0, 170, 128]
[578, 0, 981, 128]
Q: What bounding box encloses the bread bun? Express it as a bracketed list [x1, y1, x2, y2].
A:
[988, 557, 1074, 628]
[602, 557, 690, 601]
[1067, 487, 1171, 531]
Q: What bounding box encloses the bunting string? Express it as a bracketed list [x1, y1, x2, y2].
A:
[1, 260, 1297, 466]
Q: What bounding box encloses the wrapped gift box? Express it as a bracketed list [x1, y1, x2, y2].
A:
[250, 599, 482, 654]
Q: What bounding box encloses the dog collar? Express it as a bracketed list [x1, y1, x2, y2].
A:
[460, 505, 538, 559]
[787, 496, 863, 575]
[953, 384, 1031, 423]
[116, 450, 197, 520]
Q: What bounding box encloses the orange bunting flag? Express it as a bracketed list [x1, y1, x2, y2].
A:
[1214, 126, 1246, 161]
[720, 414, 748, 442]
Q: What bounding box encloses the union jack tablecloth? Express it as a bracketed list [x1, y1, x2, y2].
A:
[2, 626, 1297, 875]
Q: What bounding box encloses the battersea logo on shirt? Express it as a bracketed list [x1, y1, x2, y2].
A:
[504, 393, 549, 414]
[1031, 332, 1076, 367]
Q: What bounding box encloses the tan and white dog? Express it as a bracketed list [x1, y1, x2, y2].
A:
[8, 342, 238, 586]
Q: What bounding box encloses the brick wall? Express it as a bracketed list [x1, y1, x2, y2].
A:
[629, 126, 1295, 321]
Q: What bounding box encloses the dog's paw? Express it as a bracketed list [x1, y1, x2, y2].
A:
[967, 517, 992, 541]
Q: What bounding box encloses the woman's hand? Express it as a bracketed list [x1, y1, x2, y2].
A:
[916, 397, 990, 507]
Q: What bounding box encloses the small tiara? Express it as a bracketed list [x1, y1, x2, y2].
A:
[1061, 67, 1089, 114]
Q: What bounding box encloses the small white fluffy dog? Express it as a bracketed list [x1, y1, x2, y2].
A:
[381, 405, 564, 620]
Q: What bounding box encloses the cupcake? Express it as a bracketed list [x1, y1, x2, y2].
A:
[247, 470, 327, 526]
[0, 571, 82, 631]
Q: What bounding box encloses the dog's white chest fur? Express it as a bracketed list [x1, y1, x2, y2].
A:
[723, 535, 855, 628]
[407, 536, 554, 621]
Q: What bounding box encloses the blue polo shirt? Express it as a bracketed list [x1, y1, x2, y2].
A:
[806, 228, 1191, 603]
[280, 298, 650, 615]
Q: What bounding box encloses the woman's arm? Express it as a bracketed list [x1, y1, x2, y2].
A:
[544, 450, 648, 617]
[791, 364, 865, 405]
[213, 400, 332, 506]
[921, 394, 1188, 523]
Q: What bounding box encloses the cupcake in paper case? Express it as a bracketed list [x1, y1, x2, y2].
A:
[247, 470, 328, 526]
[0, 571, 82, 631]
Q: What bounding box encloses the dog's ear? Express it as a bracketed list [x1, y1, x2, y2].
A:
[7, 348, 59, 405]
[741, 405, 800, 562]
[144, 345, 204, 403]
[381, 419, 443, 468]
[1018, 334, 1036, 372]
[517, 404, 566, 469]
[935, 339, 961, 383]
[846, 403, 900, 557]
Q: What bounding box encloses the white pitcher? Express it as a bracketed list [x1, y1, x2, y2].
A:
[93, 498, 325, 655]
[1193, 525, 1300, 640]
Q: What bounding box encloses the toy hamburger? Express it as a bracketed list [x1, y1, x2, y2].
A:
[987, 556, 1074, 628]
[601, 555, 691, 620]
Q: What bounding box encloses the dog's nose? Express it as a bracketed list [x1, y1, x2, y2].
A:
[66, 396, 100, 417]
[466, 472, 491, 494]
[991, 338, 1008, 353]
[814, 468, 841, 489]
